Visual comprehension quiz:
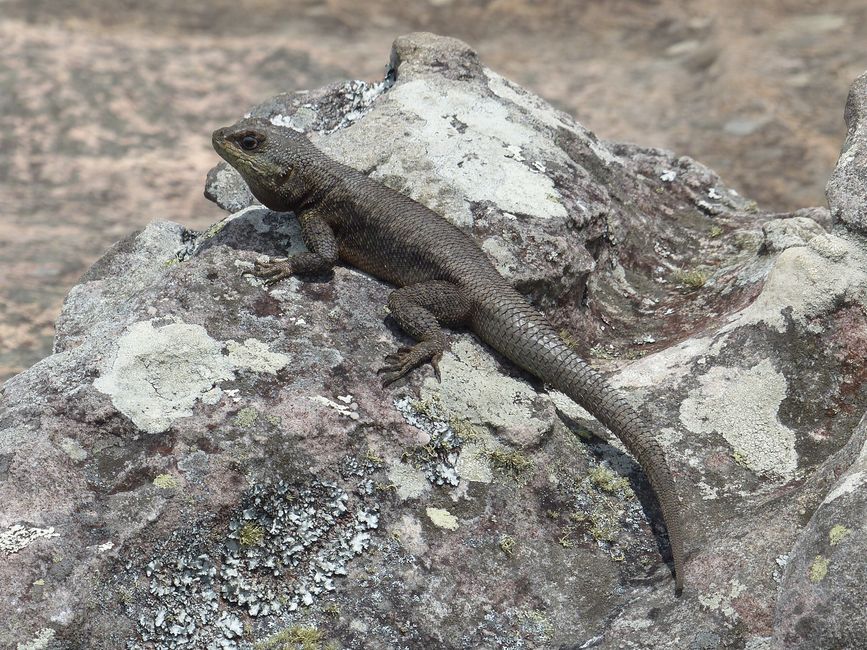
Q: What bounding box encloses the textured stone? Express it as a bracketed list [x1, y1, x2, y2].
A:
[827, 70, 867, 235]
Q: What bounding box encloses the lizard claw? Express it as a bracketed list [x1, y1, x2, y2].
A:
[377, 342, 443, 387]
[254, 259, 294, 285]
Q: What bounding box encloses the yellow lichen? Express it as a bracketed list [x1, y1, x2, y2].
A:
[829, 524, 851, 546]
[499, 535, 517, 557]
[152, 473, 178, 490]
[426, 507, 459, 531]
[364, 449, 383, 464]
[203, 219, 228, 240]
[234, 406, 260, 428]
[588, 504, 620, 543]
[809, 555, 829, 583]
[266, 414, 283, 427]
[448, 416, 483, 441]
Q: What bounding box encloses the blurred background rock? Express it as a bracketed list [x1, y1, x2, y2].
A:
[1, 0, 865, 380]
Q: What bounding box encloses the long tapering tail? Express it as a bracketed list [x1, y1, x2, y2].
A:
[472, 288, 685, 592]
[550, 348, 685, 593]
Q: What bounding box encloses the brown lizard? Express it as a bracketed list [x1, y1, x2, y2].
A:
[212, 117, 686, 593]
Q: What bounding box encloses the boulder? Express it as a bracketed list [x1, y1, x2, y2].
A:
[2, 32, 866, 649]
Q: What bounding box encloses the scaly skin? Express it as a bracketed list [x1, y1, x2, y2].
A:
[212, 117, 686, 593]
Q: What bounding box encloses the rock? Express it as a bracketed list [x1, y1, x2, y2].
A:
[759, 210, 828, 253]
[826, 70, 867, 235]
[2, 32, 867, 649]
[773, 414, 867, 649]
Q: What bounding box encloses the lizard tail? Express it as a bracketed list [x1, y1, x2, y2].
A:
[472, 294, 685, 593]
[547, 348, 686, 594]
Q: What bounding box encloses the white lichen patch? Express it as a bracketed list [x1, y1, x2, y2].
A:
[698, 579, 747, 620]
[455, 440, 494, 484]
[97, 541, 114, 553]
[309, 395, 360, 421]
[697, 480, 720, 500]
[387, 462, 430, 500]
[485, 68, 620, 168]
[422, 339, 550, 446]
[16, 627, 56, 650]
[378, 79, 568, 226]
[0, 524, 59, 555]
[426, 507, 459, 531]
[225, 338, 290, 374]
[94, 319, 290, 434]
[680, 359, 797, 478]
[615, 335, 717, 389]
[391, 514, 429, 557]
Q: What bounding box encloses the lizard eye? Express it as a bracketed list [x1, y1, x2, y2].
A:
[240, 135, 259, 151]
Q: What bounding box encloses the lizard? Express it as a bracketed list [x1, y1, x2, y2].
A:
[212, 116, 686, 594]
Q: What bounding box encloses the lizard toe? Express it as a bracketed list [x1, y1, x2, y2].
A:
[254, 260, 293, 285]
[377, 341, 443, 387]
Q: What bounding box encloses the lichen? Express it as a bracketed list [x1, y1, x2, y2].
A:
[829, 524, 851, 546]
[15, 627, 56, 650]
[426, 507, 459, 531]
[809, 555, 829, 582]
[517, 609, 553, 642]
[152, 473, 178, 490]
[680, 360, 798, 478]
[553, 462, 640, 560]
[499, 535, 517, 557]
[59, 436, 88, 462]
[1, 525, 59, 555]
[395, 396, 464, 487]
[132, 466, 379, 647]
[234, 406, 260, 428]
[94, 320, 289, 434]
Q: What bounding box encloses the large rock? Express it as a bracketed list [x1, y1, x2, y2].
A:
[2, 33, 866, 649]
[826, 70, 867, 236]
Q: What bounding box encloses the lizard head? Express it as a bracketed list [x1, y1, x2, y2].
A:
[212, 117, 315, 211]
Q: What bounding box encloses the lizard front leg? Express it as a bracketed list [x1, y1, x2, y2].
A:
[378, 281, 471, 386]
[255, 209, 338, 284]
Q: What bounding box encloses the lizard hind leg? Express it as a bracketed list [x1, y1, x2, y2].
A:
[378, 280, 471, 386]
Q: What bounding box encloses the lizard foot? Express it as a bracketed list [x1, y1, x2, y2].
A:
[254, 259, 293, 286]
[377, 341, 443, 386]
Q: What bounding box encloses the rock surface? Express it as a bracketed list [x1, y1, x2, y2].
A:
[2, 33, 867, 649]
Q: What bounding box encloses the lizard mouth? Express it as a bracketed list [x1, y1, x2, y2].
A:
[211, 127, 231, 159]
